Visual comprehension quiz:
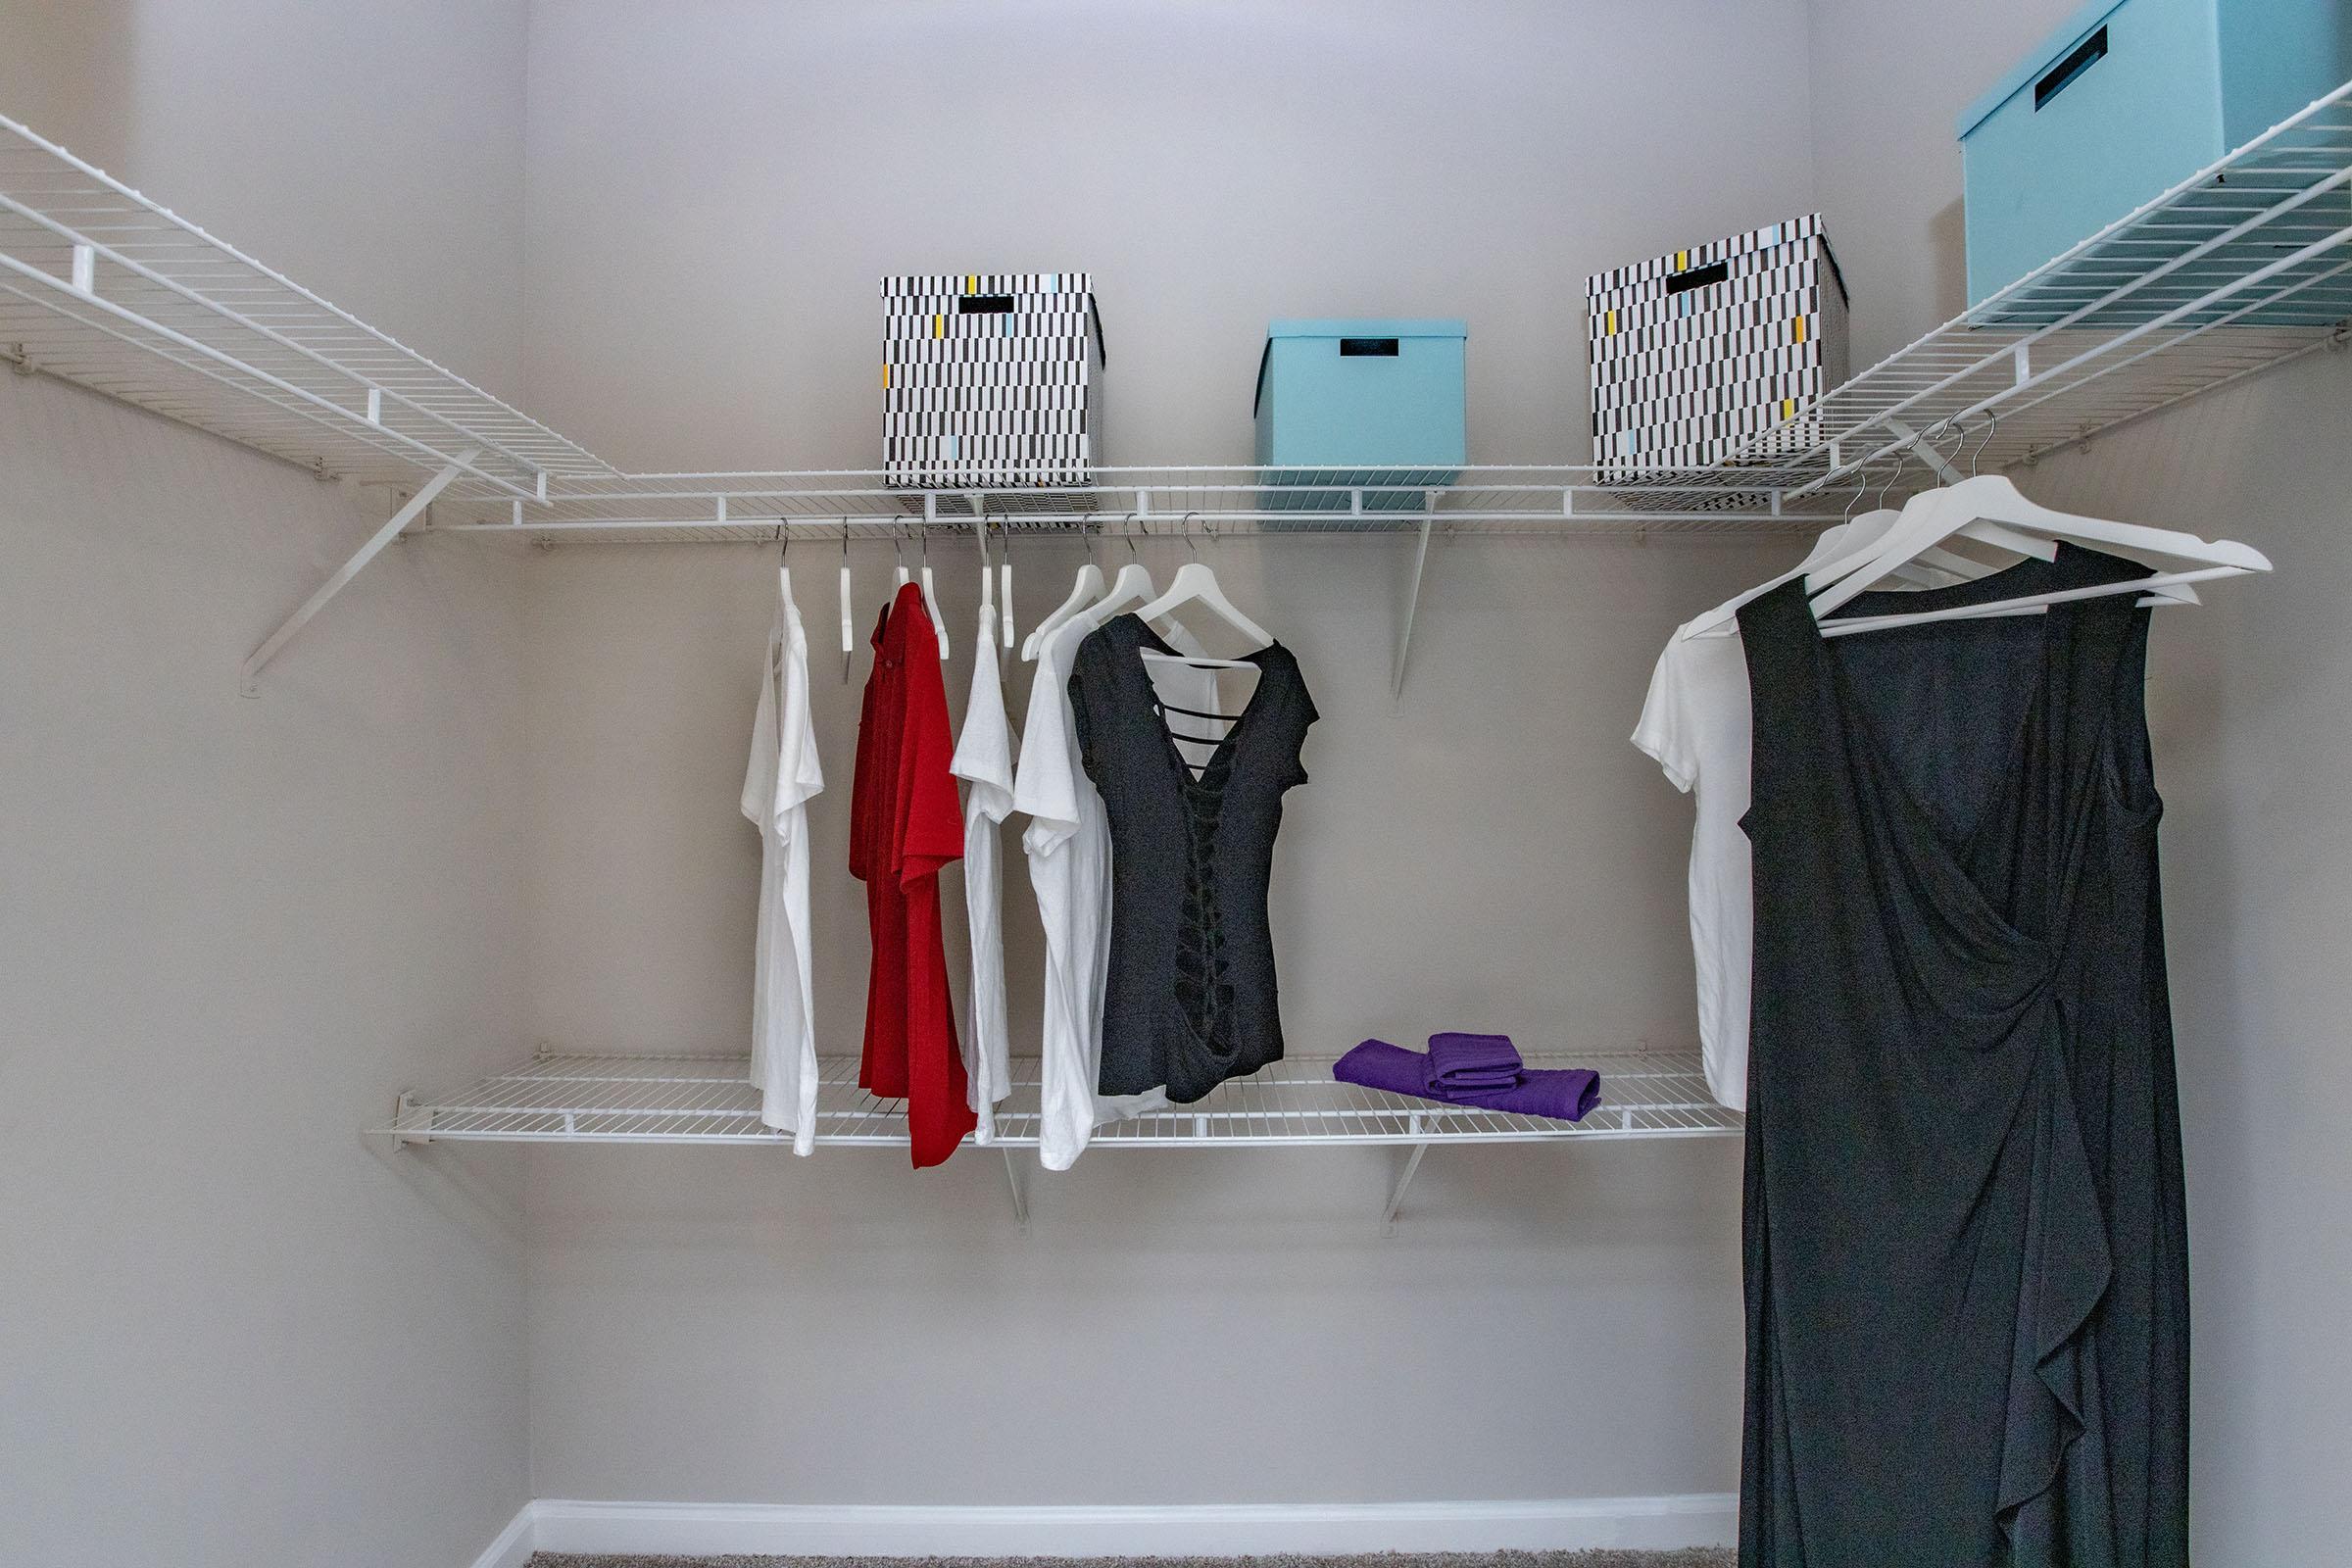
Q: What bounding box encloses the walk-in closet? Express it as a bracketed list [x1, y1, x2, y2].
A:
[4, 3, 2348, 1566]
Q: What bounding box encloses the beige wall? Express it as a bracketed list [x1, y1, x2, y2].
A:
[0, 0, 531, 398]
[513, 0, 1822, 1511]
[0, 371, 534, 1567]
[519, 0, 1821, 469]
[2030, 358, 2352, 1566]
[0, 3, 535, 1564]
[5, 0, 2345, 1557]
[519, 530, 1777, 1504]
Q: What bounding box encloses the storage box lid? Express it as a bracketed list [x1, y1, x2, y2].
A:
[1254, 320, 1466, 415]
[1956, 0, 2130, 140]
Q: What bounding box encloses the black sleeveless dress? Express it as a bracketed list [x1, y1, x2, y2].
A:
[1069, 614, 1316, 1103]
[1737, 545, 2189, 1567]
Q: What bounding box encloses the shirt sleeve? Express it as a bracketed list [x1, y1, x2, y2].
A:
[847, 605, 889, 884]
[894, 608, 965, 883]
[1066, 639, 1102, 786]
[776, 615, 824, 825]
[741, 630, 781, 827]
[1632, 634, 1700, 794]
[951, 611, 1016, 822]
[1012, 623, 1085, 855]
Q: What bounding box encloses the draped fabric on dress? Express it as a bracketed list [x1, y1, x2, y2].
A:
[1737, 544, 2189, 1568]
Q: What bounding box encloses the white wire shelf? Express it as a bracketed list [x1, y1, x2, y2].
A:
[6, 83, 2346, 681]
[1725, 79, 2352, 497]
[0, 114, 614, 498]
[378, 1048, 1737, 1149]
[416, 466, 1835, 544]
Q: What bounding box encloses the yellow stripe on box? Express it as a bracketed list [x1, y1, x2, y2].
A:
[1676, 250, 1688, 271]
[965, 274, 977, 294]
[1782, 398, 1796, 418]
[1605, 310, 1618, 336]
[882, 363, 891, 389]
[1792, 316, 1807, 343]
[932, 315, 944, 338]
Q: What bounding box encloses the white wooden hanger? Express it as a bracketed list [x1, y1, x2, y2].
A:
[1135, 515, 1271, 668]
[975, 515, 996, 638]
[1798, 421, 2208, 618]
[837, 521, 854, 681]
[996, 521, 1014, 650]
[1024, 562, 1103, 660]
[917, 530, 949, 660]
[1684, 483, 1977, 640]
[1093, 528, 1157, 622]
[972, 513, 1014, 651]
[1022, 517, 1111, 661]
[1809, 472, 2269, 630]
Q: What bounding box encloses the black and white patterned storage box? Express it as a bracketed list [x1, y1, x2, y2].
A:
[1587, 215, 1847, 479]
[881, 272, 1104, 499]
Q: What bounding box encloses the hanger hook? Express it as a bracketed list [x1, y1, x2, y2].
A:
[841, 517, 851, 560]
[1840, 466, 1870, 523]
[1966, 411, 1998, 477]
[1180, 511, 1203, 560]
[1122, 512, 1141, 561]
[1872, 456, 1902, 514]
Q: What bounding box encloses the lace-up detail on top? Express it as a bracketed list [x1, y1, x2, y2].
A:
[1069, 615, 1318, 1104]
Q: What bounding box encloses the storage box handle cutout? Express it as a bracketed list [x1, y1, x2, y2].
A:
[2034, 26, 2107, 111]
[1339, 337, 1400, 357]
[1665, 260, 1731, 296]
[956, 295, 1016, 316]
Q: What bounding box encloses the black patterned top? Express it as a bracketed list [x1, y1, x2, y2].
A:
[1068, 614, 1317, 1104]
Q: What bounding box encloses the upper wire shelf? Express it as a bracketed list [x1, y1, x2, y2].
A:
[4, 82, 2348, 548]
[1722, 79, 2352, 497]
[417, 466, 1834, 543]
[0, 115, 615, 498]
[378, 1048, 1736, 1149]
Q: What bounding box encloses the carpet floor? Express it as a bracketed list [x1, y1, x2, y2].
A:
[528, 1552, 1737, 1568]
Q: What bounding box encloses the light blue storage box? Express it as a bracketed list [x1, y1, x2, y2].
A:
[1958, 0, 2352, 308]
[1253, 319, 1466, 513]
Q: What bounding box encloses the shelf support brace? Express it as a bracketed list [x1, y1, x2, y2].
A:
[1385, 1140, 1431, 1232]
[389, 1092, 432, 1149]
[1001, 1149, 1029, 1232]
[1393, 498, 1437, 699]
[1884, 418, 1961, 486]
[240, 451, 476, 695]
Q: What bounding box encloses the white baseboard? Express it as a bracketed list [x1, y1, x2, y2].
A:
[515, 1494, 1738, 1558]
[468, 1502, 537, 1568]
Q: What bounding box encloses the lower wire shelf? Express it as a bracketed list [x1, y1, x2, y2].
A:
[376, 1047, 1740, 1150]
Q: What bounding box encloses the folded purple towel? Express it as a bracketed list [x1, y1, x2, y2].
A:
[1426, 1031, 1524, 1091]
[1336, 1039, 1601, 1123]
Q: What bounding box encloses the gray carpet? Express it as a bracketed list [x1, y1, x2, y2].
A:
[529, 1552, 1736, 1568]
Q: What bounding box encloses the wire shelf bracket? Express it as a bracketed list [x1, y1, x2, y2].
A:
[239, 452, 475, 694]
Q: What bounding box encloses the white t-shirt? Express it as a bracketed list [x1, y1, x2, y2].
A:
[1632, 623, 1751, 1113]
[1013, 607, 1209, 1170]
[951, 603, 1015, 1138]
[742, 595, 826, 1152]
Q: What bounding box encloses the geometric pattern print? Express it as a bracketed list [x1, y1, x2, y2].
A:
[1587, 215, 1847, 475]
[883, 271, 1102, 489]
